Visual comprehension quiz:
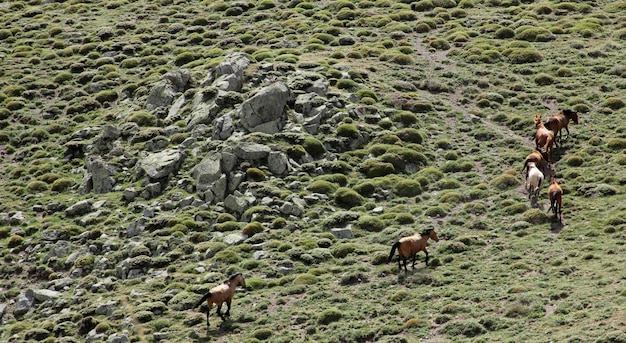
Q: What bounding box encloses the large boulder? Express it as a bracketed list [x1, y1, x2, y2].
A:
[239, 82, 289, 134]
[146, 69, 191, 110]
[233, 142, 271, 161]
[201, 52, 250, 88]
[136, 149, 183, 180]
[193, 152, 223, 193]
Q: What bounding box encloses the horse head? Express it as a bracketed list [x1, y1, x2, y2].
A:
[422, 228, 439, 242]
[534, 115, 542, 127]
[230, 272, 246, 289]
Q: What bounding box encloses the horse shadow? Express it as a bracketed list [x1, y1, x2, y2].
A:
[529, 197, 545, 210]
[550, 220, 564, 233]
[193, 321, 236, 342]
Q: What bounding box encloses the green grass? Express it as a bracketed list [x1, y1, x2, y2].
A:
[0, 0, 625, 342]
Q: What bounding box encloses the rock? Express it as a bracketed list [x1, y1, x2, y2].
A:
[123, 187, 138, 202]
[186, 90, 222, 130]
[13, 291, 35, 317]
[8, 212, 25, 226]
[193, 152, 223, 192]
[212, 112, 235, 140]
[330, 227, 354, 239]
[233, 142, 271, 161]
[147, 69, 191, 110]
[32, 289, 61, 302]
[224, 193, 248, 214]
[268, 151, 289, 175]
[79, 210, 106, 226]
[223, 233, 246, 245]
[239, 82, 289, 134]
[107, 334, 129, 343]
[137, 149, 183, 180]
[201, 51, 249, 88]
[65, 200, 92, 217]
[42, 240, 73, 262]
[141, 182, 161, 200]
[96, 300, 118, 316]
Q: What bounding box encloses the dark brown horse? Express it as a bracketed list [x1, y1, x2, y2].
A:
[388, 228, 439, 272]
[547, 175, 563, 223]
[544, 109, 579, 147]
[534, 115, 555, 162]
[194, 273, 246, 327]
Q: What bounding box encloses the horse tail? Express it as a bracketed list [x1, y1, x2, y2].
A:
[194, 292, 212, 309]
[388, 242, 401, 263]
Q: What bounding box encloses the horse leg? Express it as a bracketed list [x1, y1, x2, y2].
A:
[424, 250, 429, 266]
[403, 257, 408, 273]
[224, 299, 232, 317]
[411, 253, 417, 269]
[216, 303, 226, 321]
[564, 127, 570, 141]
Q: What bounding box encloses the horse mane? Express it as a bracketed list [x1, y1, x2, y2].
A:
[420, 228, 433, 236]
[228, 272, 243, 280]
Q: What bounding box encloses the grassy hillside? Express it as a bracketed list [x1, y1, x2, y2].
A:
[1, 0, 625, 342]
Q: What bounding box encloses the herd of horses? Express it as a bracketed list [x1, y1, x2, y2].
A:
[523, 108, 579, 223]
[192, 110, 580, 326]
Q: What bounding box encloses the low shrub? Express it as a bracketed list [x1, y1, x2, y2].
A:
[317, 308, 343, 325]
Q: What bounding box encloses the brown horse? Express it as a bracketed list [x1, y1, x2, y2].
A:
[534, 115, 555, 162]
[521, 149, 548, 183]
[194, 272, 246, 327]
[547, 175, 563, 223]
[388, 228, 439, 272]
[544, 109, 579, 147]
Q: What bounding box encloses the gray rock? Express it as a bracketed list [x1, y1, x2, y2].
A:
[141, 182, 161, 200]
[32, 289, 62, 302]
[193, 152, 223, 192]
[212, 112, 235, 140]
[268, 151, 289, 175]
[123, 187, 138, 202]
[224, 194, 248, 214]
[107, 334, 129, 343]
[330, 227, 354, 239]
[65, 200, 92, 217]
[43, 240, 73, 262]
[233, 142, 271, 161]
[239, 82, 289, 134]
[137, 149, 183, 179]
[223, 233, 246, 245]
[13, 291, 35, 317]
[9, 211, 25, 225]
[201, 51, 249, 87]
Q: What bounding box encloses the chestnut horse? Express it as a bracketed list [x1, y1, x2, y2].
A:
[534, 115, 554, 162]
[526, 162, 544, 200]
[521, 149, 548, 183]
[388, 228, 439, 272]
[547, 175, 563, 223]
[544, 109, 579, 147]
[194, 272, 246, 327]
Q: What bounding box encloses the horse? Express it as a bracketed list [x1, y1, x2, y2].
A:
[521, 149, 548, 183]
[544, 109, 579, 147]
[526, 162, 544, 200]
[194, 272, 246, 327]
[388, 228, 439, 272]
[534, 114, 555, 162]
[547, 175, 563, 223]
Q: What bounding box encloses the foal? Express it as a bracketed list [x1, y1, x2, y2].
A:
[194, 272, 246, 327]
[388, 228, 439, 272]
[547, 175, 563, 223]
